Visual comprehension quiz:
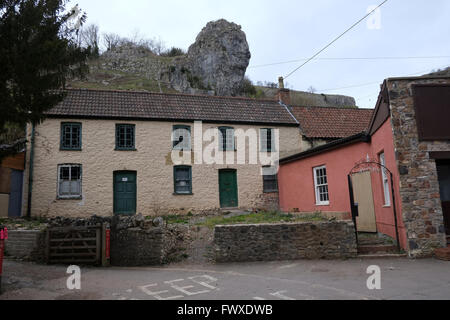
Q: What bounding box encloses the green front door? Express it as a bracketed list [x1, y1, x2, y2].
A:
[114, 171, 137, 215]
[219, 169, 238, 208]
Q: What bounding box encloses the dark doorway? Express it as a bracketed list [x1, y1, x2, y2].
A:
[219, 169, 238, 208]
[113, 171, 137, 215]
[436, 160, 450, 239]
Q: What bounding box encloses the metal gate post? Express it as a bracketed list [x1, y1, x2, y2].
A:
[348, 175, 359, 247]
[101, 223, 111, 267]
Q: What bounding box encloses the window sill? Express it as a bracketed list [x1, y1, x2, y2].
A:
[115, 148, 137, 151]
[60, 148, 82, 152]
[383, 205, 391, 208]
[57, 196, 82, 200]
[315, 203, 330, 206]
[173, 193, 194, 196]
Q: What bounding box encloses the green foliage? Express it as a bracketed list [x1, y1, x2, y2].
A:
[0, 0, 91, 160]
[198, 211, 325, 229]
[240, 76, 266, 99]
[163, 214, 190, 225]
[161, 47, 185, 57]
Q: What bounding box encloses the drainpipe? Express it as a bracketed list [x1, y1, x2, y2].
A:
[26, 123, 36, 219]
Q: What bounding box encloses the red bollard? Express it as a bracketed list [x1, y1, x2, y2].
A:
[0, 226, 7, 293]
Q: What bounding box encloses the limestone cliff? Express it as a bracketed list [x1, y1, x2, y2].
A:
[163, 19, 251, 96]
[69, 19, 356, 107]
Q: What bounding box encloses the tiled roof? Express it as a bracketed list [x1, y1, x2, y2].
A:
[290, 106, 374, 139]
[45, 89, 298, 126]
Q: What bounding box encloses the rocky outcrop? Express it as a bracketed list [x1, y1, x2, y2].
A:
[163, 19, 251, 96]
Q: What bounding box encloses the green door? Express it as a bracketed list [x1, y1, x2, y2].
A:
[114, 171, 137, 215]
[219, 169, 238, 208]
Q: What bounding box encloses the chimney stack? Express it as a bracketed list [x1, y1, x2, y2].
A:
[277, 76, 291, 105]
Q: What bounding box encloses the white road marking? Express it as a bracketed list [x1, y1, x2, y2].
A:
[138, 275, 219, 300]
[253, 297, 266, 300]
[278, 263, 299, 270]
[139, 283, 183, 300]
[164, 279, 210, 296]
[270, 290, 295, 300]
[189, 275, 218, 290]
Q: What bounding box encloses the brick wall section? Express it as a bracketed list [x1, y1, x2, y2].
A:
[214, 221, 357, 262]
[5, 230, 45, 260]
[387, 77, 450, 257]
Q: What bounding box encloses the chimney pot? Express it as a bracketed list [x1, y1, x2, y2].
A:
[277, 76, 290, 105]
[278, 76, 285, 89]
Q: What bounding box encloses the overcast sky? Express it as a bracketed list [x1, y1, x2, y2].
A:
[70, 0, 450, 109]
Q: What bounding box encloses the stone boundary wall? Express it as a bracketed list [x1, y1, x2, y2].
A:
[44, 215, 189, 266]
[5, 230, 46, 261]
[214, 221, 357, 263]
[110, 228, 165, 266]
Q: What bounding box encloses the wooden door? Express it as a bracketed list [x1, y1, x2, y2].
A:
[219, 169, 238, 208]
[351, 171, 377, 233]
[114, 171, 137, 215]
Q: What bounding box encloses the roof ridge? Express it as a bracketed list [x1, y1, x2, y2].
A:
[65, 87, 279, 103]
[291, 105, 374, 111]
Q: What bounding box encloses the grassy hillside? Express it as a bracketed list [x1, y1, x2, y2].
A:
[68, 49, 357, 109]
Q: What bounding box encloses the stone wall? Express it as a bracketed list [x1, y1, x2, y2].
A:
[387, 77, 450, 257]
[214, 221, 357, 263]
[110, 227, 165, 266]
[4, 230, 45, 261]
[45, 215, 191, 266]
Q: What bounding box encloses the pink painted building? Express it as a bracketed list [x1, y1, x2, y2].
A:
[279, 77, 450, 256]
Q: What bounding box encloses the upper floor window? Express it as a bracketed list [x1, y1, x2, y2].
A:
[262, 166, 278, 193]
[314, 165, 329, 205]
[379, 152, 391, 206]
[173, 165, 192, 195]
[58, 164, 82, 199]
[116, 124, 135, 150]
[61, 123, 81, 150]
[260, 128, 276, 152]
[172, 125, 191, 151]
[219, 127, 235, 151]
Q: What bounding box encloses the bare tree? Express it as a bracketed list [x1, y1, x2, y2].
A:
[307, 86, 317, 93]
[80, 23, 100, 56]
[151, 36, 166, 55]
[103, 32, 122, 51]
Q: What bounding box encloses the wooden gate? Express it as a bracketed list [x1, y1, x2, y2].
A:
[351, 171, 377, 233]
[46, 224, 107, 265]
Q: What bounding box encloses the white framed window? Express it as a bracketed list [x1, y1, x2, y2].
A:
[58, 164, 82, 199]
[313, 166, 329, 205]
[379, 152, 391, 206]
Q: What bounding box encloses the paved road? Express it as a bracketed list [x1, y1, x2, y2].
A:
[0, 258, 449, 300]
